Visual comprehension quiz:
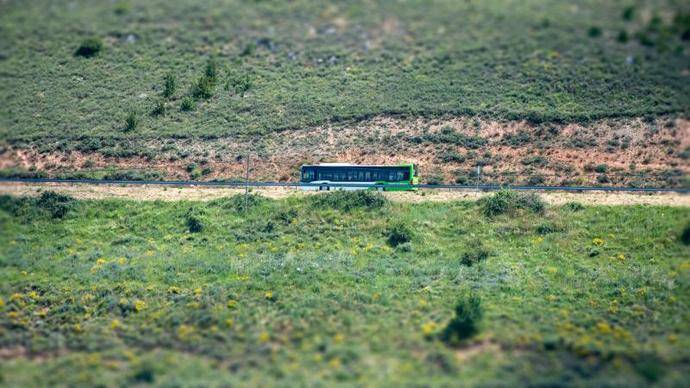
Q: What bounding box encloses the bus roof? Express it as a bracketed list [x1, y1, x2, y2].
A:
[302, 163, 413, 168]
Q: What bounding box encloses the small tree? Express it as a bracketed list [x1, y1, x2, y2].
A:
[162, 73, 177, 98]
[180, 96, 196, 111]
[75, 37, 103, 57]
[441, 293, 483, 345]
[124, 111, 138, 131]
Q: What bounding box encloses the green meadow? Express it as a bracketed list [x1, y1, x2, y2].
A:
[1, 0, 689, 147]
[0, 191, 688, 385]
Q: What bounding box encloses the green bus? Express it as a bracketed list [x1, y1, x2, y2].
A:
[300, 163, 418, 191]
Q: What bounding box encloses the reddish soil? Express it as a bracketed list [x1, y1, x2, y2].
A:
[1, 116, 688, 187]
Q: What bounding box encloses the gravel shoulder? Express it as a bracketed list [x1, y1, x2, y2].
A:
[1, 182, 689, 207]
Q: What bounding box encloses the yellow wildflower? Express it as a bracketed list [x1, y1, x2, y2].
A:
[668, 334, 678, 343]
[0, 297, 5, 308]
[225, 319, 233, 328]
[258, 331, 270, 343]
[333, 333, 345, 344]
[20, 271, 28, 276]
[134, 300, 146, 312]
[264, 291, 274, 300]
[194, 288, 203, 297]
[167, 286, 182, 294]
[111, 319, 122, 330]
[28, 291, 39, 300]
[328, 357, 342, 369]
[546, 267, 557, 274]
[596, 322, 612, 334]
[616, 254, 625, 262]
[10, 293, 23, 302]
[117, 257, 127, 265]
[118, 298, 129, 307]
[96, 258, 107, 265]
[592, 238, 604, 246]
[73, 323, 83, 333]
[679, 262, 690, 271]
[421, 321, 438, 336]
[227, 300, 238, 309]
[177, 324, 195, 339]
[546, 295, 557, 302]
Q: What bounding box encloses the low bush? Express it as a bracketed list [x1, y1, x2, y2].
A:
[191, 75, 215, 100]
[563, 202, 585, 212]
[387, 222, 413, 247]
[209, 193, 267, 212]
[186, 215, 204, 233]
[479, 189, 545, 217]
[180, 96, 196, 111]
[460, 241, 490, 266]
[681, 223, 690, 245]
[0, 191, 75, 220]
[162, 73, 177, 98]
[226, 71, 253, 96]
[124, 111, 138, 131]
[440, 293, 482, 345]
[74, 37, 103, 57]
[151, 100, 166, 116]
[310, 191, 388, 212]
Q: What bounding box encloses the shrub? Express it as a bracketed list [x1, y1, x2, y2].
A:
[205, 57, 220, 82]
[151, 100, 166, 116]
[310, 191, 388, 212]
[440, 293, 482, 345]
[74, 37, 103, 57]
[623, 6, 635, 21]
[588, 26, 602, 38]
[226, 72, 253, 97]
[617, 30, 629, 43]
[186, 215, 203, 233]
[180, 96, 196, 111]
[563, 202, 584, 212]
[460, 242, 490, 266]
[595, 164, 608, 173]
[387, 222, 412, 247]
[209, 193, 267, 212]
[191, 75, 215, 100]
[185, 208, 205, 233]
[124, 111, 138, 131]
[681, 223, 690, 245]
[162, 73, 177, 98]
[479, 189, 545, 217]
[1, 191, 76, 220]
[438, 151, 465, 163]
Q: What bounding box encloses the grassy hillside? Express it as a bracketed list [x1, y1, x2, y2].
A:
[1, 0, 689, 144]
[1, 191, 688, 385]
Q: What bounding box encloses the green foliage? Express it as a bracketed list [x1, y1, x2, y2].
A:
[190, 75, 215, 100]
[387, 222, 412, 247]
[309, 190, 388, 212]
[3, 1, 690, 143]
[124, 111, 138, 131]
[162, 73, 177, 99]
[479, 190, 545, 217]
[622, 6, 635, 21]
[226, 71, 253, 96]
[681, 222, 690, 245]
[0, 197, 688, 385]
[205, 57, 219, 83]
[186, 213, 204, 233]
[460, 241, 490, 266]
[588, 26, 602, 37]
[617, 30, 629, 43]
[180, 96, 196, 111]
[151, 100, 166, 116]
[440, 293, 483, 345]
[74, 37, 103, 57]
[0, 191, 75, 220]
[563, 202, 585, 212]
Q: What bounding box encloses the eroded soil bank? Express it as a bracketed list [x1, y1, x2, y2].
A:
[2, 116, 688, 187]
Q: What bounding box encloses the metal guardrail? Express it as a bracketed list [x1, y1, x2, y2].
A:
[1, 177, 689, 193]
